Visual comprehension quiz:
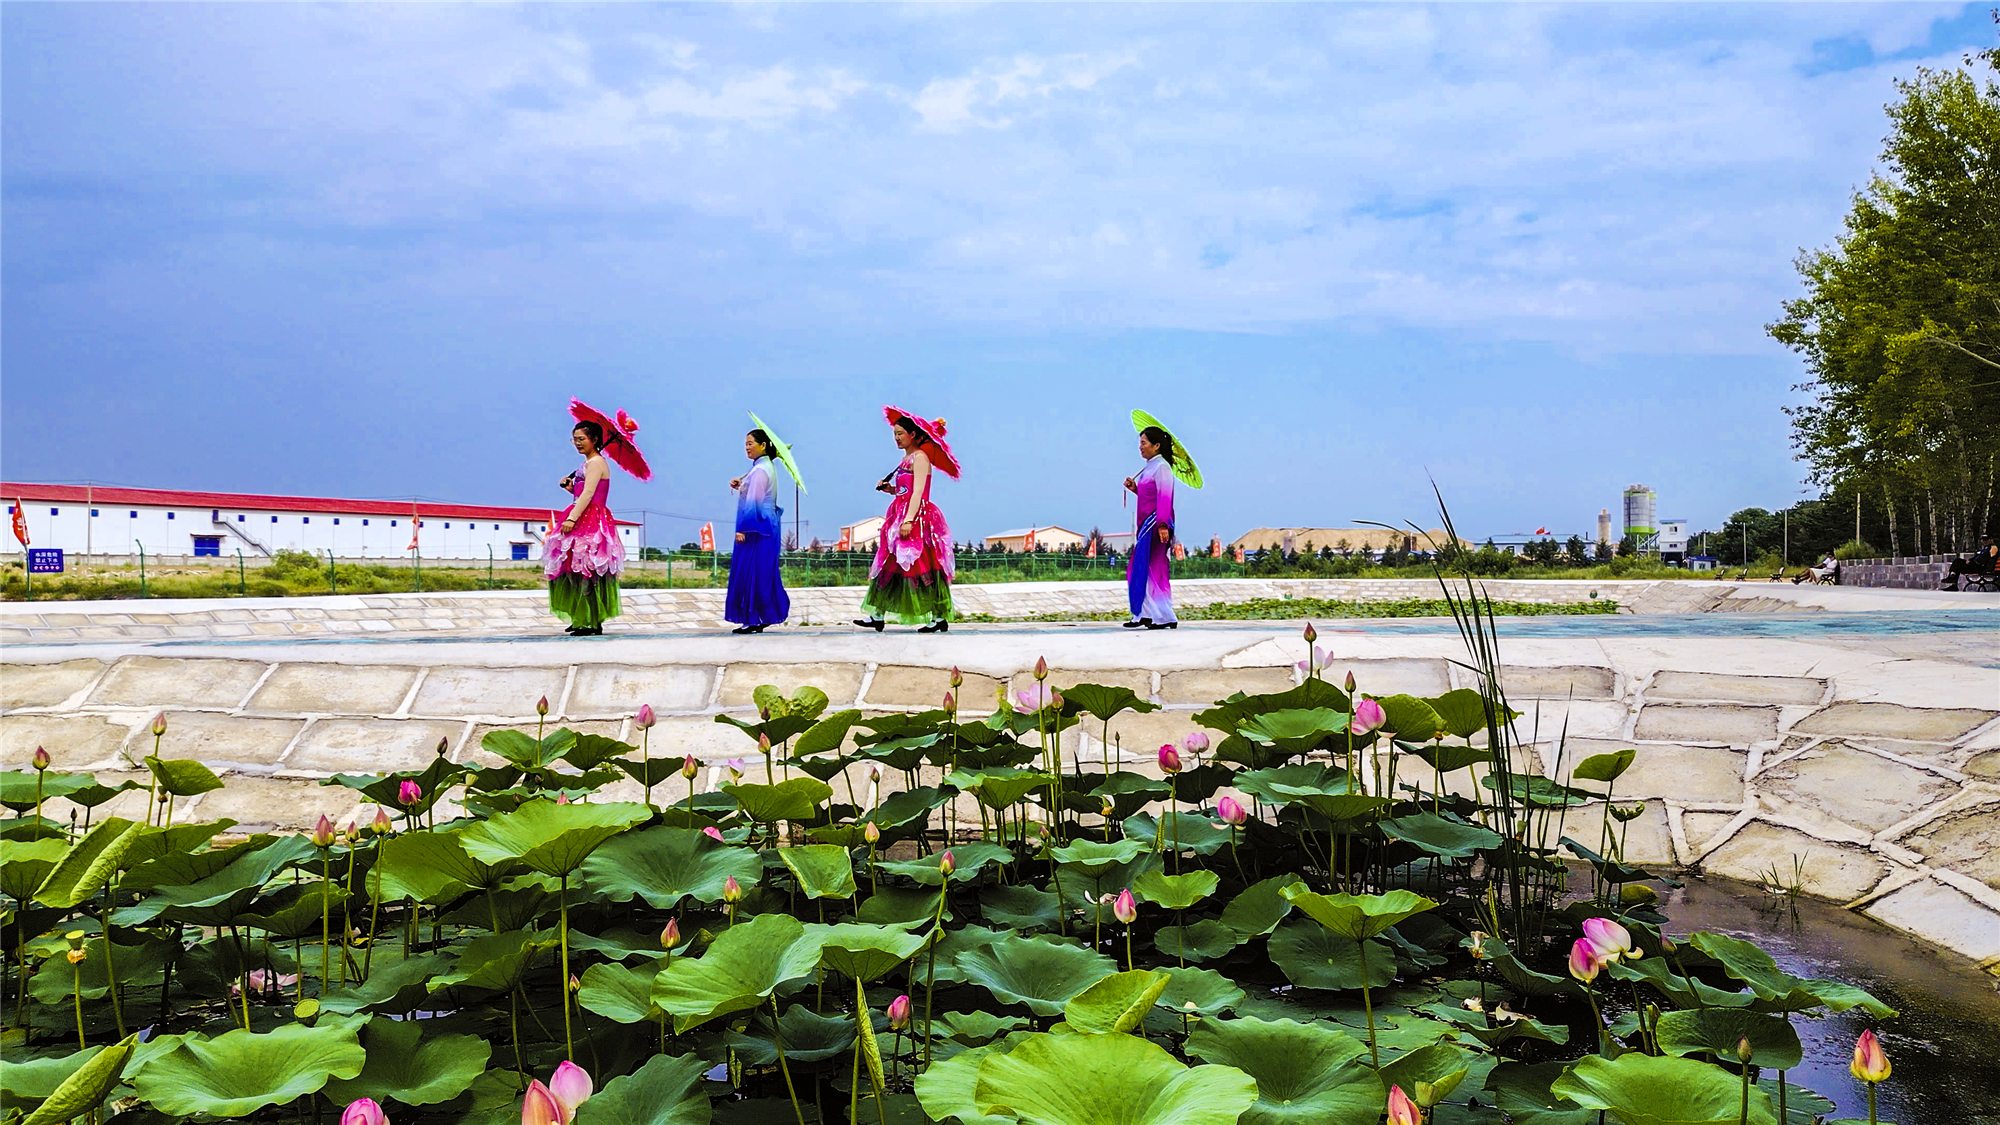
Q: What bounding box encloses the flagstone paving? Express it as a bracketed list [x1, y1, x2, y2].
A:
[3, 581, 1997, 971]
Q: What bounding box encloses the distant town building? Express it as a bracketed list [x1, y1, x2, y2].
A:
[1, 482, 636, 561]
[1657, 518, 1689, 564]
[838, 516, 884, 552]
[985, 525, 1087, 553]
[1229, 527, 1459, 557]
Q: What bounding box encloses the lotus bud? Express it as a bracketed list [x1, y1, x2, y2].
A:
[555, 793, 571, 805]
[1610, 802, 1647, 822]
[568, 974, 580, 994]
[1302, 622, 1317, 644]
[1343, 670, 1357, 692]
[1157, 744, 1182, 774]
[703, 826, 725, 842]
[31, 746, 50, 771]
[549, 1061, 592, 1116]
[340, 1098, 389, 1125]
[521, 1079, 565, 1125]
[661, 917, 681, 949]
[1352, 698, 1386, 735]
[536, 695, 550, 717]
[727, 760, 744, 781]
[1567, 937, 1606, 983]
[723, 875, 742, 902]
[887, 993, 912, 1030]
[1658, 935, 1676, 955]
[864, 821, 881, 846]
[1386, 1084, 1422, 1125]
[682, 755, 699, 780]
[1580, 917, 1637, 961]
[312, 814, 336, 848]
[435, 736, 450, 757]
[758, 732, 771, 753]
[1100, 796, 1115, 817]
[943, 691, 956, 712]
[1181, 730, 1210, 756]
[635, 704, 656, 730]
[939, 850, 956, 877]
[1050, 689, 1064, 711]
[371, 806, 394, 835]
[1033, 656, 1048, 682]
[398, 780, 423, 807]
[1113, 888, 1138, 925]
[949, 666, 963, 688]
[1850, 1029, 1891, 1083]
[151, 711, 169, 737]
[760, 706, 771, 722]
[869, 764, 882, 783]
[1736, 1036, 1754, 1064]
[1216, 795, 1247, 826]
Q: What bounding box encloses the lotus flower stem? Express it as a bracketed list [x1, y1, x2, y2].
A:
[99, 888, 126, 1039]
[770, 995, 808, 1125]
[920, 878, 948, 1069]
[319, 849, 333, 997]
[1357, 938, 1381, 1069]
[558, 874, 575, 1059]
[1866, 1083, 1877, 1125]
[71, 956, 87, 1051]
[640, 727, 654, 811]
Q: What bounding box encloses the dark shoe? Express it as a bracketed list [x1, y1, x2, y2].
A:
[1144, 621, 1178, 630]
[731, 625, 755, 635]
[854, 618, 886, 632]
[1122, 618, 1150, 629]
[564, 625, 584, 635]
[917, 620, 950, 634]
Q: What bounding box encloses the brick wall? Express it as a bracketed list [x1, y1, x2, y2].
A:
[1840, 554, 1957, 589]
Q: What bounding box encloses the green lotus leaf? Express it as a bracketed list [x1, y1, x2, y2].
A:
[18, 1033, 136, 1125]
[1756, 1078, 1834, 1125]
[717, 711, 818, 747]
[722, 777, 833, 823]
[915, 1039, 1019, 1125]
[815, 922, 932, 983]
[429, 930, 554, 994]
[864, 786, 950, 833]
[562, 732, 635, 771]
[374, 831, 494, 904]
[1550, 1054, 1779, 1125]
[143, 835, 318, 927]
[1654, 1009, 1802, 1070]
[1483, 773, 1589, 808]
[1194, 678, 1350, 735]
[479, 727, 578, 771]
[1089, 772, 1174, 818]
[146, 756, 224, 797]
[1131, 869, 1219, 910]
[795, 708, 865, 757]
[1268, 922, 1397, 991]
[580, 826, 762, 908]
[1271, 791, 1393, 822]
[325, 754, 465, 814]
[946, 767, 1054, 809]
[754, 683, 831, 720]
[1380, 812, 1503, 858]
[1411, 742, 1491, 774]
[877, 840, 1014, 886]
[34, 817, 142, 909]
[323, 1016, 489, 1107]
[1120, 812, 1232, 856]
[132, 1017, 367, 1118]
[1234, 764, 1350, 805]
[3, 1047, 105, 1103]
[1485, 1060, 1601, 1125]
[1571, 748, 1637, 785]
[727, 1003, 858, 1065]
[1238, 708, 1351, 752]
[1048, 837, 1146, 877]
[981, 884, 1061, 929]
[61, 779, 142, 810]
[1185, 1016, 1379, 1125]
[579, 959, 668, 1024]
[30, 937, 170, 1003]
[651, 912, 825, 1032]
[1379, 1042, 1474, 1105]
[1604, 952, 1754, 1009]
[1370, 694, 1444, 741]
[1218, 874, 1304, 937]
[0, 838, 68, 902]
[1428, 688, 1506, 739]
[242, 884, 350, 939]
[317, 952, 449, 1015]
[1058, 683, 1161, 721]
[859, 885, 949, 925]
[457, 799, 650, 878]
[974, 1031, 1256, 1125]
[1281, 887, 1437, 940]
[940, 1011, 1030, 1044]
[1153, 920, 1242, 962]
[1156, 966, 1246, 1017]
[1686, 932, 1894, 1016]
[120, 827, 252, 892]
[0, 769, 95, 810]
[572, 1053, 712, 1125]
[1420, 1001, 1571, 1047]
[1065, 969, 1171, 1034]
[779, 843, 858, 899]
[954, 934, 1117, 1016]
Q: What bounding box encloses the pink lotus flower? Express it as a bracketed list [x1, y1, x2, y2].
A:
[1567, 937, 1608, 983]
[1351, 698, 1386, 735]
[30, 746, 50, 771]
[1033, 656, 1049, 681]
[1386, 1085, 1423, 1125]
[1851, 1029, 1891, 1083]
[555, 794, 571, 805]
[339, 1098, 389, 1125]
[1157, 744, 1183, 774]
[634, 704, 656, 730]
[757, 732, 771, 752]
[681, 755, 699, 780]
[1216, 795, 1247, 827]
[1016, 683, 1054, 712]
[703, 826, 725, 843]
[548, 1062, 592, 1117]
[939, 850, 956, 877]
[1113, 888, 1138, 925]
[232, 968, 300, 997]
[887, 994, 912, 1030]
[397, 780, 423, 807]
[311, 814, 336, 848]
[521, 1079, 566, 1125]
[1581, 917, 1638, 961]
[661, 917, 681, 949]
[723, 875, 743, 902]
[151, 712, 169, 736]
[535, 695, 550, 717]
[1295, 647, 1334, 675]
[1181, 731, 1210, 755]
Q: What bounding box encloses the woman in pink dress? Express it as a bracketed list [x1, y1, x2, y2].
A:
[853, 409, 958, 633]
[545, 419, 627, 635]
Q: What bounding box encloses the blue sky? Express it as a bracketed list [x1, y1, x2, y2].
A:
[4, 3, 1992, 547]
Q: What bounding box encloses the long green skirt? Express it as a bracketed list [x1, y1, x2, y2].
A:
[549, 575, 621, 629]
[859, 569, 953, 625]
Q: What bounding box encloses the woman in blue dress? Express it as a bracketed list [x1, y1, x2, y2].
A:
[725, 428, 790, 633]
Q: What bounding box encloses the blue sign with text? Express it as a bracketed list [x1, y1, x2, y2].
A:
[27, 548, 64, 574]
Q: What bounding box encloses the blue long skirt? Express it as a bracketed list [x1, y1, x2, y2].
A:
[725, 532, 790, 627]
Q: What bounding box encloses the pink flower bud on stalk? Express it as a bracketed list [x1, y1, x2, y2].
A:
[567, 974, 580, 994]
[1580, 917, 1640, 961]
[1851, 1029, 1891, 1083]
[435, 736, 450, 757]
[339, 1098, 389, 1125]
[703, 826, 725, 842]
[723, 875, 743, 902]
[398, 780, 422, 807]
[1352, 698, 1386, 735]
[521, 1079, 565, 1125]
[887, 994, 912, 1030]
[1736, 1036, 1754, 1064]
[1157, 744, 1183, 774]
[1344, 670, 1357, 692]
[371, 806, 394, 835]
[312, 814, 336, 848]
[548, 1061, 592, 1116]
[943, 691, 956, 712]
[869, 764, 882, 783]
[939, 850, 956, 877]
[1386, 1085, 1423, 1125]
[1181, 730, 1209, 756]
[1567, 938, 1608, 983]
[681, 755, 699, 780]
[151, 712, 169, 737]
[635, 704, 656, 730]
[1216, 795, 1247, 826]
[536, 695, 550, 717]
[1033, 656, 1049, 682]
[949, 665, 963, 688]
[31, 746, 50, 771]
[863, 821, 881, 846]
[758, 732, 771, 752]
[1302, 622, 1317, 644]
[1113, 888, 1138, 925]
[661, 917, 681, 949]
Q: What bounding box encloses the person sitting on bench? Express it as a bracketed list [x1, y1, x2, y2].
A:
[1940, 535, 1998, 590]
[1796, 553, 1837, 584]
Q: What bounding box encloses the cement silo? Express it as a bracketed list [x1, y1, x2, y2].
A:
[1596, 508, 1612, 546]
[1622, 485, 1656, 544]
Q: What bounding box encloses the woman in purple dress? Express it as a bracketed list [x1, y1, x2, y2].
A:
[1123, 425, 1179, 629]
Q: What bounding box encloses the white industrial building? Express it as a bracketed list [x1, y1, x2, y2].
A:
[2, 482, 638, 562]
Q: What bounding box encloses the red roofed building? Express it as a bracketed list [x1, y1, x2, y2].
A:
[2, 482, 637, 562]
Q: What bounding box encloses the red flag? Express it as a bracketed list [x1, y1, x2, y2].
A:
[1534, 526, 1548, 536]
[1023, 528, 1037, 552]
[10, 500, 27, 548]
[1086, 537, 1098, 558]
[837, 527, 852, 551]
[1233, 546, 1246, 564]
[699, 522, 715, 552]
[1210, 536, 1222, 558]
[407, 517, 421, 552]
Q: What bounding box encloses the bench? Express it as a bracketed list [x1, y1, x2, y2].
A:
[1963, 571, 1999, 593]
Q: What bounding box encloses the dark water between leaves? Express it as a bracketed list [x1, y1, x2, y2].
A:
[1664, 875, 2000, 1123]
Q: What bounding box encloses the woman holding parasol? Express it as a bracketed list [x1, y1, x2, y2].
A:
[854, 408, 958, 633]
[725, 413, 800, 633]
[1123, 409, 1201, 630]
[546, 399, 647, 636]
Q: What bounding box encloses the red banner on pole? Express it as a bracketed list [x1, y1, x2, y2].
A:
[837, 527, 852, 551]
[10, 501, 27, 548]
[699, 522, 715, 552]
[407, 518, 421, 552]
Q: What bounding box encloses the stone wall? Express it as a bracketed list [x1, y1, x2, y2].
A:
[1840, 555, 1960, 590]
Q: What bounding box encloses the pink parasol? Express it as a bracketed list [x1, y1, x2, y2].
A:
[568, 398, 651, 480]
[880, 405, 961, 479]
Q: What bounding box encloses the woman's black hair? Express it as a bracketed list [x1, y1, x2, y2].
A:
[893, 415, 931, 446]
[1141, 425, 1176, 462]
[573, 420, 606, 452]
[747, 428, 774, 457]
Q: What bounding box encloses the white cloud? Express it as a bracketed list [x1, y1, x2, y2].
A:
[910, 50, 1141, 131]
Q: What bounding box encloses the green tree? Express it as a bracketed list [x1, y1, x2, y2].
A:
[1769, 28, 2000, 554]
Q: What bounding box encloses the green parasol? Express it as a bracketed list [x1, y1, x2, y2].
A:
[1130, 409, 1203, 489]
[748, 411, 806, 493]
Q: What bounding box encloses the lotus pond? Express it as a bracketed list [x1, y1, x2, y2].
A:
[3, 628, 1933, 1125]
